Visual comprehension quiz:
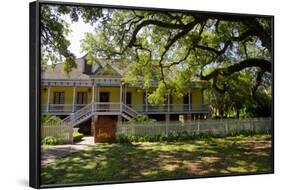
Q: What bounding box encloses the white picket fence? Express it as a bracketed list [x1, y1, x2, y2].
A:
[117, 117, 272, 136]
[41, 122, 73, 143]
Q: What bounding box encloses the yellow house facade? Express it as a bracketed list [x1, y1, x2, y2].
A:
[41, 57, 210, 133]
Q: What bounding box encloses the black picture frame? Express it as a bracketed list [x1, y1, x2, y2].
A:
[30, 1, 274, 188]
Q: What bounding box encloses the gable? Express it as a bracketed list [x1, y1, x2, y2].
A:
[92, 64, 121, 77]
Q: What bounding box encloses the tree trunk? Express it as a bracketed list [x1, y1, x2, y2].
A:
[220, 109, 224, 119]
[236, 110, 240, 118]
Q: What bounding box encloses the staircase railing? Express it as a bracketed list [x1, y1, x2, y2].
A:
[61, 102, 93, 125]
[122, 103, 139, 118]
[61, 102, 140, 126]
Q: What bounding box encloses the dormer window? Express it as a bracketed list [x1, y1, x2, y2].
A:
[91, 63, 100, 73]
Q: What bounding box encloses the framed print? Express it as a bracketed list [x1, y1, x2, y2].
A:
[29, 1, 274, 188]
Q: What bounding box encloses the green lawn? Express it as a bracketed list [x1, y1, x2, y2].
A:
[41, 134, 272, 185]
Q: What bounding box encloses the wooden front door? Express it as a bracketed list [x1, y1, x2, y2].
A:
[53, 92, 64, 112]
[100, 92, 109, 111]
[100, 92, 109, 102]
[126, 92, 132, 106]
[184, 93, 192, 111]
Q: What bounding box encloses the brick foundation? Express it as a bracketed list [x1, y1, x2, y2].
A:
[92, 116, 117, 143]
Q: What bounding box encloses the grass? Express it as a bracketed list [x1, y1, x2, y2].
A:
[41, 134, 273, 185]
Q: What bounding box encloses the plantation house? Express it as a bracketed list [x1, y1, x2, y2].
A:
[41, 56, 210, 136]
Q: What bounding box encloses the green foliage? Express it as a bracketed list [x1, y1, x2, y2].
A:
[41, 5, 272, 115]
[41, 5, 104, 73]
[41, 136, 62, 145]
[73, 132, 84, 142]
[80, 33, 98, 64]
[117, 130, 271, 143]
[116, 134, 131, 144]
[41, 5, 76, 73]
[41, 114, 61, 124]
[246, 88, 272, 117]
[128, 115, 156, 124]
[147, 81, 167, 104]
[206, 70, 272, 118]
[62, 58, 77, 74]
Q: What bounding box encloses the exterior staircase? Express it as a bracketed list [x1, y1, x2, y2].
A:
[61, 102, 140, 127]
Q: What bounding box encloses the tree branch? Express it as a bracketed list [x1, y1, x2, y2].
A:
[201, 58, 271, 80]
[127, 18, 206, 48]
[163, 48, 192, 68]
[252, 70, 264, 99]
[158, 19, 206, 64]
[243, 18, 272, 53]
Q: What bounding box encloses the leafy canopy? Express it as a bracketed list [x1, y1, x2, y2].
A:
[41, 5, 272, 109]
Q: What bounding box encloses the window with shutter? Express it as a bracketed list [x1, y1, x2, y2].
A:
[76, 92, 88, 104]
[53, 92, 64, 104]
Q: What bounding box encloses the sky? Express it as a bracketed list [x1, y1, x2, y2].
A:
[63, 14, 96, 58]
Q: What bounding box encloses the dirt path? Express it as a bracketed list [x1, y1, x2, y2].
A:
[41, 136, 95, 166]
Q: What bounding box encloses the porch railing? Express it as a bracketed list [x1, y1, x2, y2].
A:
[41, 103, 210, 114]
[94, 102, 121, 112]
[130, 104, 210, 113]
[41, 104, 87, 113]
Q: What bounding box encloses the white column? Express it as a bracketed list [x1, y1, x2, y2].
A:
[92, 85, 95, 103]
[95, 86, 99, 102]
[145, 89, 148, 112]
[92, 85, 95, 112]
[120, 83, 123, 112]
[72, 86, 76, 112]
[96, 86, 99, 112]
[188, 89, 191, 113]
[46, 86, 51, 112]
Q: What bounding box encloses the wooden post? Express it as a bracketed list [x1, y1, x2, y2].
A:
[72, 86, 76, 112]
[46, 86, 51, 112]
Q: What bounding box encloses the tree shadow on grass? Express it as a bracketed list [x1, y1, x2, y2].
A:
[41, 135, 272, 185]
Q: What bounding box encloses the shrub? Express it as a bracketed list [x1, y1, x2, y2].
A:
[116, 134, 130, 143]
[73, 132, 84, 142]
[129, 115, 156, 124]
[41, 114, 61, 124]
[41, 136, 60, 145]
[116, 129, 270, 144]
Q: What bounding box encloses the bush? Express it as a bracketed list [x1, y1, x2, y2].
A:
[41, 136, 61, 145]
[73, 132, 84, 142]
[41, 114, 61, 124]
[129, 115, 156, 124]
[116, 134, 130, 143]
[116, 130, 270, 144]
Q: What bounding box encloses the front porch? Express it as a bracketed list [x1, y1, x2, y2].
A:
[41, 102, 210, 115]
[41, 78, 210, 121]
